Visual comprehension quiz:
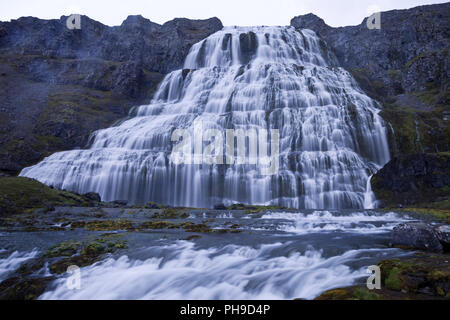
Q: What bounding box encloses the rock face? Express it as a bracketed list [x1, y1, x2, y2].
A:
[291, 3, 450, 156]
[371, 153, 450, 207]
[0, 15, 222, 174]
[291, 4, 449, 97]
[391, 222, 445, 253]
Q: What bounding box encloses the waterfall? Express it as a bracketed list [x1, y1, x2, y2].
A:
[20, 26, 390, 209]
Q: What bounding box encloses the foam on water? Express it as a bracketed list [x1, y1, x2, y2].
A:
[0, 249, 39, 282]
[259, 211, 414, 234]
[39, 241, 402, 300]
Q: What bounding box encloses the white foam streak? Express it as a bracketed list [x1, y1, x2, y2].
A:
[0, 249, 39, 281]
[39, 242, 381, 300]
[260, 211, 413, 234]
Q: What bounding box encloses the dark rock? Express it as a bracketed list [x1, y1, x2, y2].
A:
[0, 276, 54, 300]
[112, 200, 128, 206]
[371, 153, 450, 207]
[391, 222, 443, 252]
[291, 3, 450, 156]
[43, 204, 55, 212]
[436, 225, 450, 251]
[83, 192, 101, 202]
[239, 31, 258, 64]
[0, 15, 222, 174]
[144, 202, 159, 209]
[214, 203, 227, 210]
[290, 4, 449, 98]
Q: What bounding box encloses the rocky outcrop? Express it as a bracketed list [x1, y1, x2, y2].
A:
[0, 15, 223, 74]
[0, 176, 103, 215]
[291, 3, 450, 156]
[291, 4, 449, 97]
[371, 152, 450, 208]
[0, 15, 222, 174]
[316, 252, 450, 300]
[391, 222, 449, 253]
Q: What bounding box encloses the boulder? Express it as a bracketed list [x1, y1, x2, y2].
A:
[213, 203, 227, 210]
[112, 200, 128, 206]
[436, 225, 450, 251]
[83, 192, 101, 202]
[391, 222, 444, 253]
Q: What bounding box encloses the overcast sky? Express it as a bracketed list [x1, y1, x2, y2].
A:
[0, 0, 448, 27]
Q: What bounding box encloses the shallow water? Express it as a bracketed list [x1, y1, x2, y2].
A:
[0, 210, 416, 300]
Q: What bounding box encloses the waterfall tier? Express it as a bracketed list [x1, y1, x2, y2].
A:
[20, 26, 390, 209]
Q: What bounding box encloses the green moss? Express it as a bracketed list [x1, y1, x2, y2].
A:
[436, 286, 445, 296]
[224, 203, 285, 213]
[153, 207, 189, 219]
[81, 242, 106, 256]
[48, 254, 101, 274]
[180, 222, 214, 233]
[352, 288, 380, 300]
[400, 208, 450, 223]
[84, 219, 133, 231]
[0, 177, 92, 215]
[318, 253, 450, 300]
[44, 241, 81, 258]
[315, 288, 355, 300]
[139, 220, 178, 229]
[48, 236, 128, 274]
[0, 276, 54, 300]
[315, 287, 380, 300]
[385, 267, 404, 291]
[107, 240, 127, 250]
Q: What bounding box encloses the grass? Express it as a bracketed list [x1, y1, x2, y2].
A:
[0, 176, 91, 215]
[400, 207, 450, 223]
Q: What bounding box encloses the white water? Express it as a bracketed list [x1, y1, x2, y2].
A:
[0, 249, 39, 281]
[259, 210, 413, 234]
[36, 210, 412, 300]
[20, 26, 390, 209]
[39, 242, 391, 300]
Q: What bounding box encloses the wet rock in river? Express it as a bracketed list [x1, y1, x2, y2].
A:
[391, 222, 449, 253]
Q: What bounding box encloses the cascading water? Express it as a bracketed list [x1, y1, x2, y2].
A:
[20, 26, 390, 209]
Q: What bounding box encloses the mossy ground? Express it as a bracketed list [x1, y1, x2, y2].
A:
[0, 176, 93, 215]
[224, 203, 286, 214]
[399, 208, 450, 224]
[316, 252, 450, 300]
[0, 233, 128, 299]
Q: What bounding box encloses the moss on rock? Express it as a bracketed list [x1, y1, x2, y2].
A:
[0, 176, 94, 215]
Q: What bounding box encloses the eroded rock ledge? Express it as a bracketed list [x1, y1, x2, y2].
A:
[371, 152, 450, 209]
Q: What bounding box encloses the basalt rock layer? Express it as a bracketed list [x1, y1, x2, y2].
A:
[291, 3, 450, 156]
[0, 15, 222, 174]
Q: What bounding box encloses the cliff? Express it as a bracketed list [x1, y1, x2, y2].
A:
[371, 152, 450, 208]
[0, 15, 222, 174]
[291, 3, 449, 157]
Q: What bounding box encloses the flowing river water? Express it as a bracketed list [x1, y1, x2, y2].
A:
[0, 209, 417, 299]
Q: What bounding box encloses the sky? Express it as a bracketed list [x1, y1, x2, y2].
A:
[0, 0, 448, 27]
